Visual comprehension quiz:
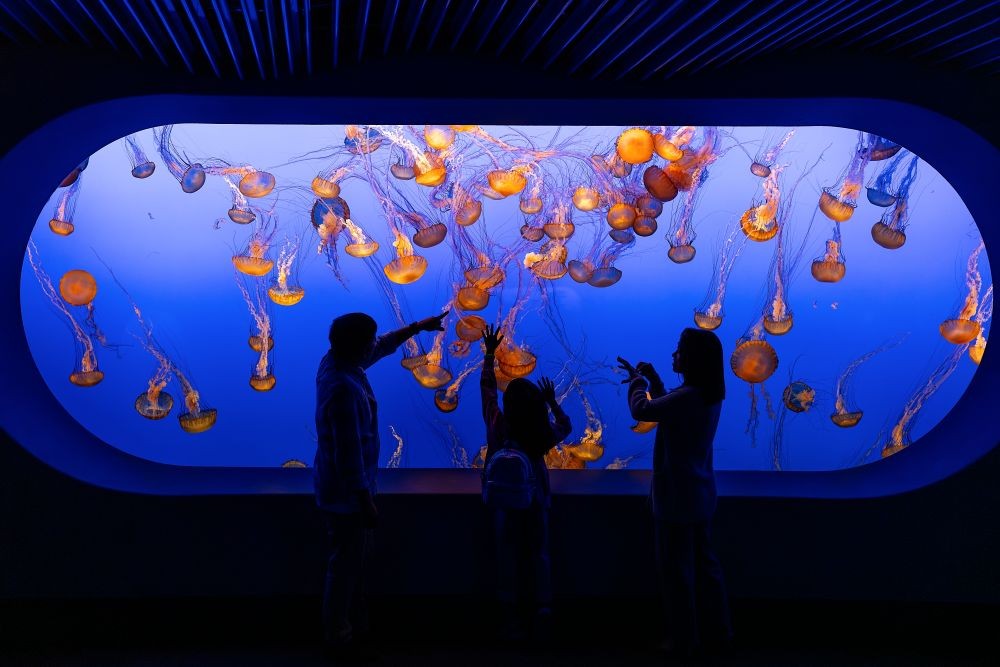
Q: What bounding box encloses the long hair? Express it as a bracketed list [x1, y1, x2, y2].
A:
[679, 328, 726, 405]
[502, 378, 553, 458]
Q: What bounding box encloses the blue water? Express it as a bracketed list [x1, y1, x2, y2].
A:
[20, 125, 991, 471]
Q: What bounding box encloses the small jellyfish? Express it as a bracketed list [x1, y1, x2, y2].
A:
[871, 155, 918, 250]
[968, 286, 992, 366]
[452, 185, 483, 226]
[665, 127, 719, 191]
[811, 230, 846, 283]
[520, 224, 545, 242]
[866, 151, 907, 208]
[433, 361, 482, 413]
[225, 178, 256, 225]
[665, 163, 709, 264]
[869, 136, 902, 162]
[268, 237, 306, 306]
[731, 323, 778, 448]
[830, 338, 900, 428]
[573, 186, 601, 211]
[542, 204, 575, 241]
[524, 242, 568, 280]
[384, 230, 428, 284]
[563, 389, 605, 463]
[653, 130, 683, 161]
[568, 259, 595, 283]
[940, 243, 985, 344]
[457, 285, 489, 311]
[818, 132, 875, 222]
[616, 127, 655, 165]
[414, 152, 447, 187]
[694, 224, 747, 330]
[607, 202, 637, 230]
[740, 166, 783, 242]
[495, 335, 537, 379]
[153, 125, 206, 193]
[59, 156, 89, 188]
[282, 459, 308, 468]
[749, 129, 794, 179]
[342, 218, 379, 258]
[232, 215, 277, 276]
[237, 274, 276, 393]
[311, 165, 349, 197]
[237, 168, 276, 198]
[344, 125, 384, 154]
[409, 216, 448, 249]
[48, 174, 84, 236]
[123, 135, 156, 178]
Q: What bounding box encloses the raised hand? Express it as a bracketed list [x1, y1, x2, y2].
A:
[636, 361, 660, 382]
[616, 356, 641, 383]
[537, 377, 557, 404]
[415, 310, 449, 332]
[482, 324, 504, 356]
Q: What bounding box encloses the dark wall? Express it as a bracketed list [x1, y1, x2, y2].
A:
[1, 46, 998, 604]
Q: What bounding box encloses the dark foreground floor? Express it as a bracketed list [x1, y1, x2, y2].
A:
[1, 596, 996, 666]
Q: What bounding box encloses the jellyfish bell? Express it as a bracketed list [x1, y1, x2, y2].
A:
[818, 189, 855, 222]
[869, 138, 902, 162]
[871, 222, 906, 250]
[311, 196, 350, 229]
[607, 203, 637, 230]
[811, 257, 846, 282]
[131, 161, 156, 179]
[830, 411, 863, 428]
[228, 207, 257, 225]
[434, 389, 459, 413]
[457, 286, 489, 311]
[588, 267, 622, 287]
[668, 243, 696, 264]
[455, 199, 483, 226]
[179, 408, 218, 434]
[730, 339, 778, 384]
[268, 284, 305, 306]
[970, 341, 985, 365]
[519, 196, 544, 215]
[763, 314, 793, 336]
[939, 318, 980, 344]
[496, 346, 537, 378]
[455, 315, 488, 342]
[450, 124, 477, 132]
[609, 154, 633, 178]
[643, 166, 679, 202]
[233, 255, 274, 276]
[384, 255, 428, 284]
[69, 369, 105, 387]
[414, 153, 447, 187]
[344, 125, 383, 154]
[412, 364, 453, 389]
[49, 219, 74, 236]
[59, 269, 97, 306]
[248, 334, 275, 352]
[239, 171, 276, 198]
[135, 390, 174, 420]
[311, 176, 341, 198]
[750, 162, 771, 178]
[282, 459, 308, 468]
[391, 162, 416, 180]
[740, 207, 778, 242]
[487, 169, 527, 197]
[616, 128, 655, 164]
[412, 222, 448, 248]
[635, 195, 663, 218]
[520, 225, 545, 242]
[180, 163, 206, 193]
[250, 373, 277, 392]
[401, 354, 428, 370]
[609, 229, 635, 244]
[633, 215, 658, 237]
[568, 259, 595, 283]
[866, 187, 896, 208]
[653, 134, 683, 161]
[881, 441, 905, 458]
[694, 311, 722, 331]
[465, 264, 505, 290]
[543, 221, 575, 241]
[782, 381, 815, 413]
[572, 186, 600, 211]
[530, 258, 568, 280]
[345, 241, 379, 258]
[665, 163, 698, 191]
[424, 125, 456, 150]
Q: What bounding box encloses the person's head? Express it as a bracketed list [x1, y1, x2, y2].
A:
[672, 328, 725, 404]
[502, 378, 551, 447]
[328, 312, 377, 365]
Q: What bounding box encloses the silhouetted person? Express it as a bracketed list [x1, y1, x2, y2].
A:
[618, 328, 732, 658]
[480, 324, 571, 642]
[315, 310, 446, 657]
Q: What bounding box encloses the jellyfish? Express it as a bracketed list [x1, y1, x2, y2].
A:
[811, 226, 847, 283]
[694, 225, 747, 330]
[770, 376, 815, 471]
[341, 218, 379, 259]
[59, 156, 89, 188]
[457, 253, 504, 311]
[749, 129, 794, 178]
[588, 234, 635, 288]
[562, 388, 605, 463]
[368, 124, 445, 186]
[665, 126, 720, 192]
[268, 237, 306, 306]
[616, 127, 655, 165]
[871, 155, 919, 250]
[434, 360, 482, 413]
[282, 459, 308, 468]
[123, 134, 156, 178]
[543, 446, 586, 470]
[542, 202, 575, 241]
[424, 125, 456, 151]
[224, 177, 256, 225]
[969, 285, 992, 365]
[869, 136, 902, 162]
[384, 230, 428, 285]
[740, 165, 783, 242]
[452, 184, 483, 226]
[664, 166, 708, 264]
[494, 310, 537, 380]
[312, 163, 351, 197]
[730, 321, 779, 447]
[386, 425, 406, 468]
[877, 344, 966, 460]
[573, 185, 601, 211]
[47, 173, 84, 236]
[344, 125, 384, 154]
[153, 125, 206, 193]
[412, 329, 453, 389]
[830, 338, 901, 428]
[233, 214, 277, 276]
[524, 241, 568, 280]
[818, 132, 874, 222]
[940, 243, 985, 344]
[26, 245, 104, 387]
[125, 298, 176, 421]
[866, 151, 908, 208]
[237, 274, 276, 392]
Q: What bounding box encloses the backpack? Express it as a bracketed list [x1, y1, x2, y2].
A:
[482, 444, 538, 510]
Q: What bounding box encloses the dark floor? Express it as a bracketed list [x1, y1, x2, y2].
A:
[1, 596, 996, 666]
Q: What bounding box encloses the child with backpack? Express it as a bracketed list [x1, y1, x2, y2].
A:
[480, 324, 572, 642]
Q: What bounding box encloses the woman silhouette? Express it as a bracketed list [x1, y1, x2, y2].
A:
[618, 328, 732, 657]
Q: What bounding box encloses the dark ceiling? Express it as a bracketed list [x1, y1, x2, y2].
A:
[0, 0, 997, 82]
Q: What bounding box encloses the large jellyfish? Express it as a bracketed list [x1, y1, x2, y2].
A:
[153, 125, 206, 193]
[384, 229, 428, 285]
[830, 338, 901, 428]
[871, 155, 919, 250]
[940, 243, 985, 344]
[237, 273, 276, 392]
[866, 151, 908, 208]
[268, 236, 306, 306]
[123, 134, 156, 179]
[694, 225, 748, 330]
[412, 327, 453, 389]
[969, 285, 993, 365]
[818, 132, 874, 222]
[26, 244, 104, 387]
[47, 174, 84, 236]
[233, 214, 278, 277]
[730, 321, 779, 447]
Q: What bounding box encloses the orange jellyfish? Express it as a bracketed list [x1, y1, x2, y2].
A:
[452, 184, 483, 226]
[877, 344, 965, 460]
[830, 338, 900, 428]
[543, 446, 586, 470]
[749, 130, 794, 178]
[740, 165, 783, 242]
[311, 165, 349, 198]
[665, 127, 719, 192]
[818, 132, 874, 222]
[770, 373, 815, 471]
[494, 320, 537, 380]
[47, 174, 84, 236]
[341, 218, 379, 258]
[871, 155, 918, 250]
[232, 215, 277, 276]
[26, 244, 104, 387]
[731, 322, 779, 447]
[434, 361, 482, 413]
[616, 127, 655, 165]
[126, 300, 176, 421]
[455, 315, 489, 342]
[524, 242, 568, 280]
[59, 156, 89, 188]
[153, 125, 206, 193]
[123, 135, 155, 178]
[643, 165, 679, 202]
[588, 233, 634, 287]
[282, 459, 308, 468]
[237, 275, 276, 392]
[563, 388, 605, 463]
[542, 203, 575, 241]
[344, 125, 384, 154]
[573, 185, 601, 211]
[405, 212, 448, 249]
[424, 125, 456, 150]
[268, 237, 305, 306]
[969, 285, 992, 365]
[384, 230, 428, 284]
[811, 228, 846, 283]
[869, 136, 902, 162]
[694, 225, 747, 330]
[412, 330, 453, 389]
[607, 201, 637, 230]
[237, 168, 276, 198]
[940, 243, 985, 344]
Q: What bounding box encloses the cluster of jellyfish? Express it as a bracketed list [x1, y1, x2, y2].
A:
[28, 122, 991, 469]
